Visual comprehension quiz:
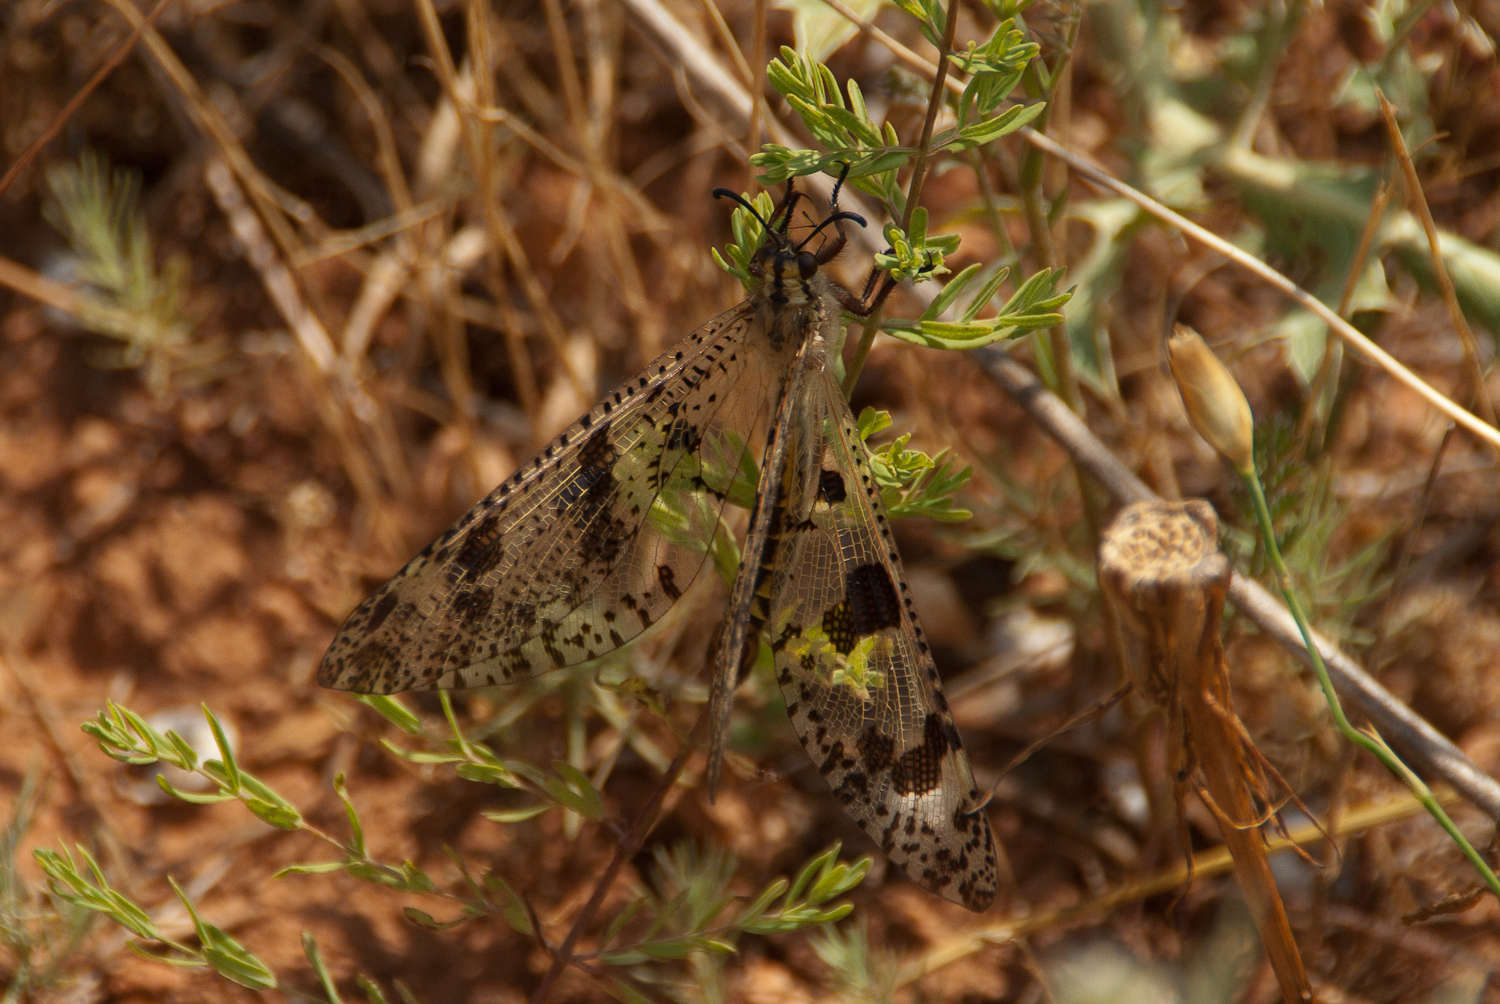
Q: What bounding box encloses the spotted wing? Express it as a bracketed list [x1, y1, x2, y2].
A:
[761, 368, 1000, 912]
[319, 301, 780, 693]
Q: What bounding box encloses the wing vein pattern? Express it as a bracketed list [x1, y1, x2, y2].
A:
[320, 301, 779, 694]
[752, 363, 998, 911]
[319, 202, 1001, 911]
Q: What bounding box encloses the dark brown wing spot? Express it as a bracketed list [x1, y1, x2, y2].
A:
[620, 592, 653, 631]
[818, 739, 847, 777]
[325, 641, 397, 691]
[821, 598, 856, 654]
[832, 770, 870, 805]
[559, 426, 619, 510]
[819, 562, 901, 655]
[891, 713, 951, 795]
[363, 591, 400, 632]
[665, 417, 701, 454]
[818, 469, 846, 504]
[579, 510, 628, 566]
[577, 422, 617, 472]
[657, 564, 682, 601]
[846, 562, 900, 635]
[451, 586, 494, 628]
[857, 725, 896, 774]
[453, 514, 505, 577]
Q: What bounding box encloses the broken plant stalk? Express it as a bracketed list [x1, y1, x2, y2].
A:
[1100, 500, 1312, 1003]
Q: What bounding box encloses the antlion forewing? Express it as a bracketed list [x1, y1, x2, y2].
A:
[763, 365, 1000, 912]
[319, 302, 781, 693]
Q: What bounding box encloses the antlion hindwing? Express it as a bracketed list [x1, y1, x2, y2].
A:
[764, 371, 999, 912]
[319, 303, 775, 694]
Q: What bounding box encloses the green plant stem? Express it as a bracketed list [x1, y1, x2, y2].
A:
[1242, 468, 1500, 899]
[841, 313, 884, 397]
[842, 0, 960, 397]
[899, 0, 960, 236]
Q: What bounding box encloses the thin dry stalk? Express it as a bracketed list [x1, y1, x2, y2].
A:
[411, 0, 535, 422]
[203, 159, 337, 374]
[1376, 90, 1495, 428]
[531, 714, 707, 1004]
[1099, 500, 1313, 1004]
[1297, 180, 1389, 443]
[0, 0, 172, 197]
[1022, 126, 1500, 453]
[902, 788, 1452, 986]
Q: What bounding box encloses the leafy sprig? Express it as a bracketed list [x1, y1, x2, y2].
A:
[725, 20, 1068, 351]
[858, 408, 973, 522]
[34, 845, 278, 991]
[43, 152, 206, 398]
[882, 263, 1070, 350]
[590, 841, 865, 1001]
[42, 702, 868, 996]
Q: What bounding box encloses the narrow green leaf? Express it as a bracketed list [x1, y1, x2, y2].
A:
[360, 694, 423, 734]
[161, 729, 200, 770]
[380, 741, 458, 765]
[356, 974, 392, 1004]
[809, 856, 871, 903]
[35, 845, 162, 941]
[959, 266, 1014, 323]
[202, 705, 241, 793]
[732, 877, 789, 928]
[403, 907, 469, 931]
[437, 691, 471, 758]
[601, 897, 646, 950]
[303, 931, 343, 1004]
[202, 941, 278, 991]
[116, 704, 164, 756]
[333, 773, 366, 855]
[697, 938, 738, 955]
[635, 937, 697, 960]
[244, 797, 303, 830]
[786, 844, 838, 903]
[398, 861, 438, 894]
[481, 804, 549, 824]
[920, 262, 985, 321]
[276, 861, 348, 876]
[546, 760, 605, 819]
[344, 862, 409, 888]
[153, 776, 234, 805]
[169, 876, 277, 990]
[485, 873, 535, 936]
[808, 903, 855, 924]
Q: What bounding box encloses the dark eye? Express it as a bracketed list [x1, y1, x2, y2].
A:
[797, 251, 818, 280]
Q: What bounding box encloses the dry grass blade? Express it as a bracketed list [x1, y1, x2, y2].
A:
[1020, 127, 1500, 453]
[1375, 89, 1495, 429]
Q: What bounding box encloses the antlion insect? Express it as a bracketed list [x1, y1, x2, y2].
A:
[319, 171, 1000, 911]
